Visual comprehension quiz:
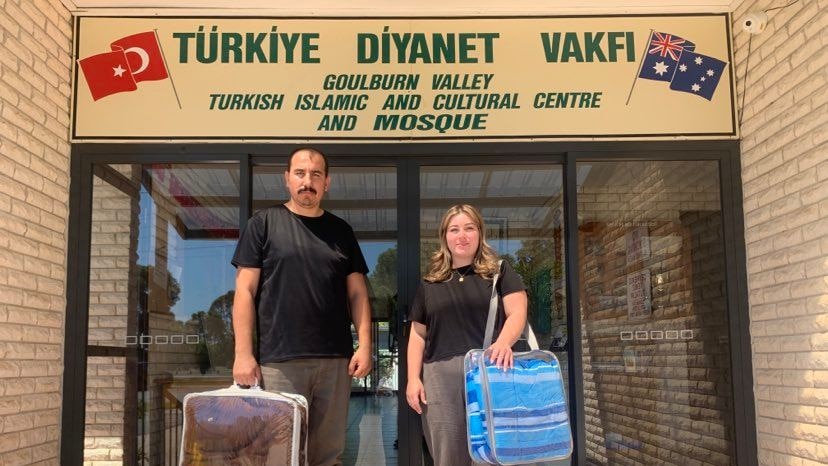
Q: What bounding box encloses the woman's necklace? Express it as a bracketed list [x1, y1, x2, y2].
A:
[456, 266, 473, 282]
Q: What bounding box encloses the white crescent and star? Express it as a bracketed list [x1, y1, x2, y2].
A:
[110, 47, 150, 78]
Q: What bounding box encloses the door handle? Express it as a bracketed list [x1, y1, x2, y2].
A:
[401, 304, 409, 337]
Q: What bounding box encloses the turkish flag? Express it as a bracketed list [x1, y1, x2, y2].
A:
[111, 31, 168, 82]
[78, 50, 138, 101]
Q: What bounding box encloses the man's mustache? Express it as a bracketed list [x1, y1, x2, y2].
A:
[298, 186, 317, 194]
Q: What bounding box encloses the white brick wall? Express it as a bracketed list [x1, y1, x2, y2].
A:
[732, 0, 828, 464]
[0, 1, 72, 465]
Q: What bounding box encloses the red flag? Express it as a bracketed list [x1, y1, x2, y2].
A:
[78, 50, 138, 101]
[110, 31, 168, 82]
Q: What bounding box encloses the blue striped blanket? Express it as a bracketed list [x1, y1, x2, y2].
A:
[464, 350, 573, 465]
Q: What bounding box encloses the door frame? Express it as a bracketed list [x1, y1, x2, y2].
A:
[62, 141, 755, 466]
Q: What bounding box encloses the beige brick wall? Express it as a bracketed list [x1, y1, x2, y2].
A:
[0, 1, 73, 465]
[732, 0, 828, 465]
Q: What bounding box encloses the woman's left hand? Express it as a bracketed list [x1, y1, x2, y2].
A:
[487, 341, 514, 370]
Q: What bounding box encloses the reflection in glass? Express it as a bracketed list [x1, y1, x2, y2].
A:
[85, 163, 239, 465]
[577, 161, 735, 465]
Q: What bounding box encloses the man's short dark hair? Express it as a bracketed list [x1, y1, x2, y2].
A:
[287, 147, 329, 176]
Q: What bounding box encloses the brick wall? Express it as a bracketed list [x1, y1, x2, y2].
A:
[731, 0, 828, 465]
[0, 1, 72, 465]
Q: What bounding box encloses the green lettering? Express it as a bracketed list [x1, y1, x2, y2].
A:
[173, 32, 195, 63]
[432, 34, 454, 63]
[458, 33, 477, 63]
[245, 32, 267, 62]
[221, 32, 242, 62]
[409, 34, 431, 63]
[478, 32, 499, 63]
[540, 33, 560, 62]
[357, 34, 378, 63]
[584, 32, 606, 62]
[561, 33, 584, 62]
[302, 33, 320, 63]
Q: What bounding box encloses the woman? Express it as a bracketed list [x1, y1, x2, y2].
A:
[406, 204, 528, 466]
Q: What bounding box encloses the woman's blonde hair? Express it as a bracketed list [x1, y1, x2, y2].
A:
[423, 204, 500, 282]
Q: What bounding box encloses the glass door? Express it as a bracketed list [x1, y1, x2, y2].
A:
[252, 162, 400, 466]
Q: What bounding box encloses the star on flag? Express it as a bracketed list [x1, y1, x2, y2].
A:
[653, 61, 670, 76]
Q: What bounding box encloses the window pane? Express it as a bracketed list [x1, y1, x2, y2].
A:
[577, 161, 735, 466]
[86, 163, 240, 465]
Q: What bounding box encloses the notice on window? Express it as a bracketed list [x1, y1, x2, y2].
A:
[627, 269, 652, 319]
[625, 226, 651, 266]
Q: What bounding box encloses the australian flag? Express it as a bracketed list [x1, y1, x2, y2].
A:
[669, 50, 727, 100]
[638, 31, 695, 82]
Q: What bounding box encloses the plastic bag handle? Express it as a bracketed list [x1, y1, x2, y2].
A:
[231, 378, 260, 390]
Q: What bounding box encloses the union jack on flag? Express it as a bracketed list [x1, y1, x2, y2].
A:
[648, 32, 695, 61]
[638, 31, 696, 82]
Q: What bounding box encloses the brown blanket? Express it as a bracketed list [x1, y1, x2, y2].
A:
[181, 395, 306, 466]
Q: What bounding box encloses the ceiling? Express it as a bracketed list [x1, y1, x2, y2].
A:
[59, 0, 740, 15]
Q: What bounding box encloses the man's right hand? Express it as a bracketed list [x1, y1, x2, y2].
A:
[233, 353, 262, 387]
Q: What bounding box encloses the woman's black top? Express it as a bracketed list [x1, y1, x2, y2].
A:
[409, 261, 526, 363]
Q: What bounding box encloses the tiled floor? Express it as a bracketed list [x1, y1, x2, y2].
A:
[343, 394, 399, 466]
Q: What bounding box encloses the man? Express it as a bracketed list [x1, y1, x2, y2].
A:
[231, 147, 372, 466]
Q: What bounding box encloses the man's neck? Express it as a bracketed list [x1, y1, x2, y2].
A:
[284, 201, 324, 217]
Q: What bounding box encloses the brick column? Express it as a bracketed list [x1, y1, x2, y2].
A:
[732, 0, 828, 464]
[0, 2, 73, 465]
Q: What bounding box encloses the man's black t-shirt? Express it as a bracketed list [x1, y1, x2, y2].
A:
[231, 205, 368, 363]
[408, 261, 526, 363]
